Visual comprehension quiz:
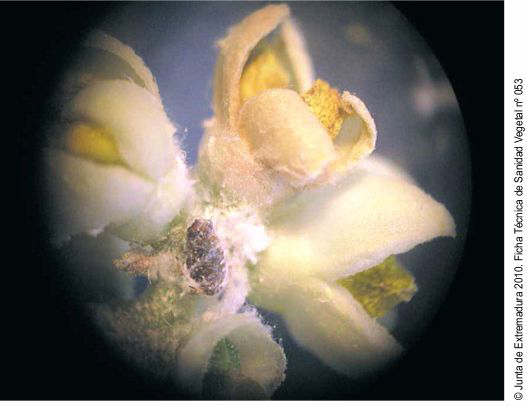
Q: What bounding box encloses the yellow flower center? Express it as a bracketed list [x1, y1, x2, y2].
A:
[64, 123, 122, 164]
[239, 46, 291, 104]
[301, 79, 345, 140]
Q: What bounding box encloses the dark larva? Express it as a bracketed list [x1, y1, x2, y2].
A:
[186, 218, 227, 295]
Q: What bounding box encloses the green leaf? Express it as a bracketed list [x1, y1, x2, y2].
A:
[202, 337, 243, 399]
[338, 256, 417, 318]
[207, 337, 241, 374]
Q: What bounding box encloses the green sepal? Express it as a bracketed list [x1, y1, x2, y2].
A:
[338, 256, 417, 318]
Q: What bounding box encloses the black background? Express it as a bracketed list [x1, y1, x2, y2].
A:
[3, 1, 503, 400]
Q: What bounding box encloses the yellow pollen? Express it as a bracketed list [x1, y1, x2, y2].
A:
[302, 79, 345, 140]
[240, 47, 291, 104]
[64, 123, 122, 164]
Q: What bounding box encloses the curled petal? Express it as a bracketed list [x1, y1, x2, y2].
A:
[176, 312, 286, 399]
[213, 4, 313, 128]
[251, 277, 402, 378]
[85, 31, 161, 98]
[61, 32, 160, 100]
[239, 89, 335, 187]
[324, 91, 377, 178]
[259, 168, 456, 282]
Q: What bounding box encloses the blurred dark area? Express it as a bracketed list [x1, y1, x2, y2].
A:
[2, 2, 180, 400]
[3, 1, 503, 400]
[380, 2, 504, 399]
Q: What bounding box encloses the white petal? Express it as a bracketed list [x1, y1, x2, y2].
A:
[176, 312, 286, 398]
[44, 148, 154, 244]
[67, 79, 179, 181]
[251, 277, 402, 378]
[85, 31, 161, 99]
[238, 89, 335, 187]
[212, 4, 288, 128]
[111, 159, 193, 242]
[260, 169, 456, 282]
[355, 153, 414, 184]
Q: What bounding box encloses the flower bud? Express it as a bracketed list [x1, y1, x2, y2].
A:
[238, 89, 335, 187]
[44, 35, 191, 243]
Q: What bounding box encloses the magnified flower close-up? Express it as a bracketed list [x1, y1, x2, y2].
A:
[41, 3, 468, 400]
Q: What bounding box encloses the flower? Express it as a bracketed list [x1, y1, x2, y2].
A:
[199, 4, 376, 207]
[44, 4, 456, 399]
[43, 31, 192, 244]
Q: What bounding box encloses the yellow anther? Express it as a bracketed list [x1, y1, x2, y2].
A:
[240, 46, 291, 104]
[302, 79, 344, 140]
[65, 123, 122, 165]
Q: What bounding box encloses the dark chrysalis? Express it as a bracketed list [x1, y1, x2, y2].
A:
[186, 218, 227, 295]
